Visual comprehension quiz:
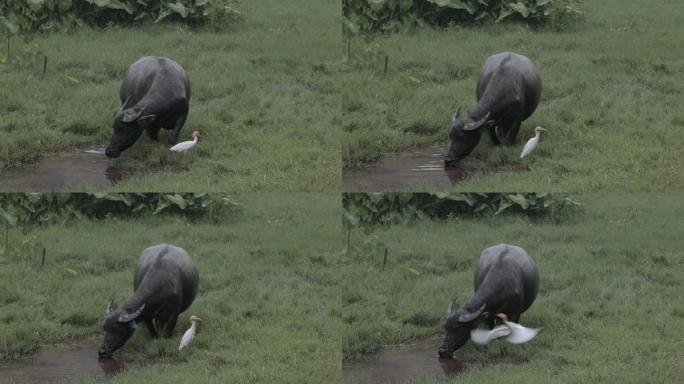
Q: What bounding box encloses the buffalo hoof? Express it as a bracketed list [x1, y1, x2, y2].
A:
[98, 347, 113, 359]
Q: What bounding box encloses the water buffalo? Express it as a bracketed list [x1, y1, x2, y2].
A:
[98, 244, 199, 358]
[105, 56, 191, 158]
[438, 244, 539, 358]
[445, 52, 541, 167]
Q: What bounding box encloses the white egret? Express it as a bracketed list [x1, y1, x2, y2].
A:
[470, 314, 539, 345]
[170, 131, 201, 153]
[520, 126, 546, 158]
[178, 315, 202, 350]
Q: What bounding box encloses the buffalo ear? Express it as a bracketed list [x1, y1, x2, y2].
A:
[121, 108, 142, 123]
[463, 112, 491, 131]
[117, 304, 145, 323]
[138, 114, 156, 122]
[457, 304, 486, 323]
[105, 299, 116, 318]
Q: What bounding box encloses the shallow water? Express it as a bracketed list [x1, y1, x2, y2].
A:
[0, 337, 133, 383]
[342, 338, 517, 383]
[343, 145, 466, 191]
[0, 148, 124, 191]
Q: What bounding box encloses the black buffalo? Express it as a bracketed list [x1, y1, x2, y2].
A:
[98, 244, 199, 358]
[445, 52, 541, 166]
[438, 244, 539, 358]
[105, 56, 191, 158]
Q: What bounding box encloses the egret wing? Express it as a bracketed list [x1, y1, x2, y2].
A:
[503, 321, 540, 344]
[470, 324, 511, 345]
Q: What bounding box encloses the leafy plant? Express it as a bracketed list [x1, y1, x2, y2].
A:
[342, 0, 584, 34]
[0, 193, 241, 226]
[342, 192, 581, 226]
[0, 0, 241, 35]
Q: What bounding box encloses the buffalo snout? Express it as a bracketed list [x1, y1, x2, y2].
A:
[438, 346, 452, 358]
[98, 346, 112, 359]
[105, 147, 121, 158]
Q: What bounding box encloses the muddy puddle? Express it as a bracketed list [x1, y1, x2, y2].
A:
[343, 338, 519, 383]
[0, 148, 125, 191]
[0, 337, 134, 383]
[343, 144, 466, 191]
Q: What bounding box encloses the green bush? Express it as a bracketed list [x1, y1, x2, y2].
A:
[0, 0, 241, 34]
[0, 193, 241, 226]
[343, 192, 581, 226]
[342, 0, 584, 34]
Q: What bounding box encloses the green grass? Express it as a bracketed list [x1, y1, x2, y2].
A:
[342, 0, 684, 191]
[0, 193, 340, 383]
[341, 193, 684, 382]
[0, 0, 340, 192]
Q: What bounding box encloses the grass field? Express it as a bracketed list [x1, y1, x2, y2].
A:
[341, 193, 684, 382]
[342, 0, 684, 191]
[0, 193, 340, 383]
[0, 0, 339, 192]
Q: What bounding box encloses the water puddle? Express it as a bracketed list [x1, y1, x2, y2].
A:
[343, 144, 466, 191]
[342, 338, 518, 383]
[0, 337, 134, 383]
[0, 148, 125, 191]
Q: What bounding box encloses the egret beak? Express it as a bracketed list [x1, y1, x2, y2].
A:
[496, 313, 508, 321]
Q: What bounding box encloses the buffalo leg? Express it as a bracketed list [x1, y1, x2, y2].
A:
[507, 119, 522, 146]
[169, 109, 188, 145]
[145, 319, 158, 338]
[146, 124, 161, 141]
[487, 125, 501, 146]
[164, 314, 179, 337]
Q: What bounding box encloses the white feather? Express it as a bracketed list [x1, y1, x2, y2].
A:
[470, 324, 511, 345]
[170, 131, 200, 153]
[501, 319, 540, 344]
[520, 127, 546, 158]
[179, 318, 200, 350]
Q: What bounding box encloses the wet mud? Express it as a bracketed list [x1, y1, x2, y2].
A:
[342, 338, 519, 383]
[0, 337, 133, 383]
[0, 148, 124, 191]
[343, 145, 465, 191]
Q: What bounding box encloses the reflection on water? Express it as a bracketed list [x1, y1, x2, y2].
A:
[0, 148, 124, 191]
[0, 337, 133, 383]
[342, 338, 518, 383]
[343, 145, 465, 191]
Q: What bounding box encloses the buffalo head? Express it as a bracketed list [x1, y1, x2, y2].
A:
[444, 110, 491, 168]
[98, 300, 145, 359]
[437, 297, 486, 358]
[105, 98, 156, 158]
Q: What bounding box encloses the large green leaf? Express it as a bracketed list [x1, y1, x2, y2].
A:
[168, 2, 189, 18]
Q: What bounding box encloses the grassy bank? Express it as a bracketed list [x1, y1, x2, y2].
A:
[342, 0, 684, 191]
[341, 194, 684, 382]
[0, 193, 340, 383]
[0, 0, 339, 192]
